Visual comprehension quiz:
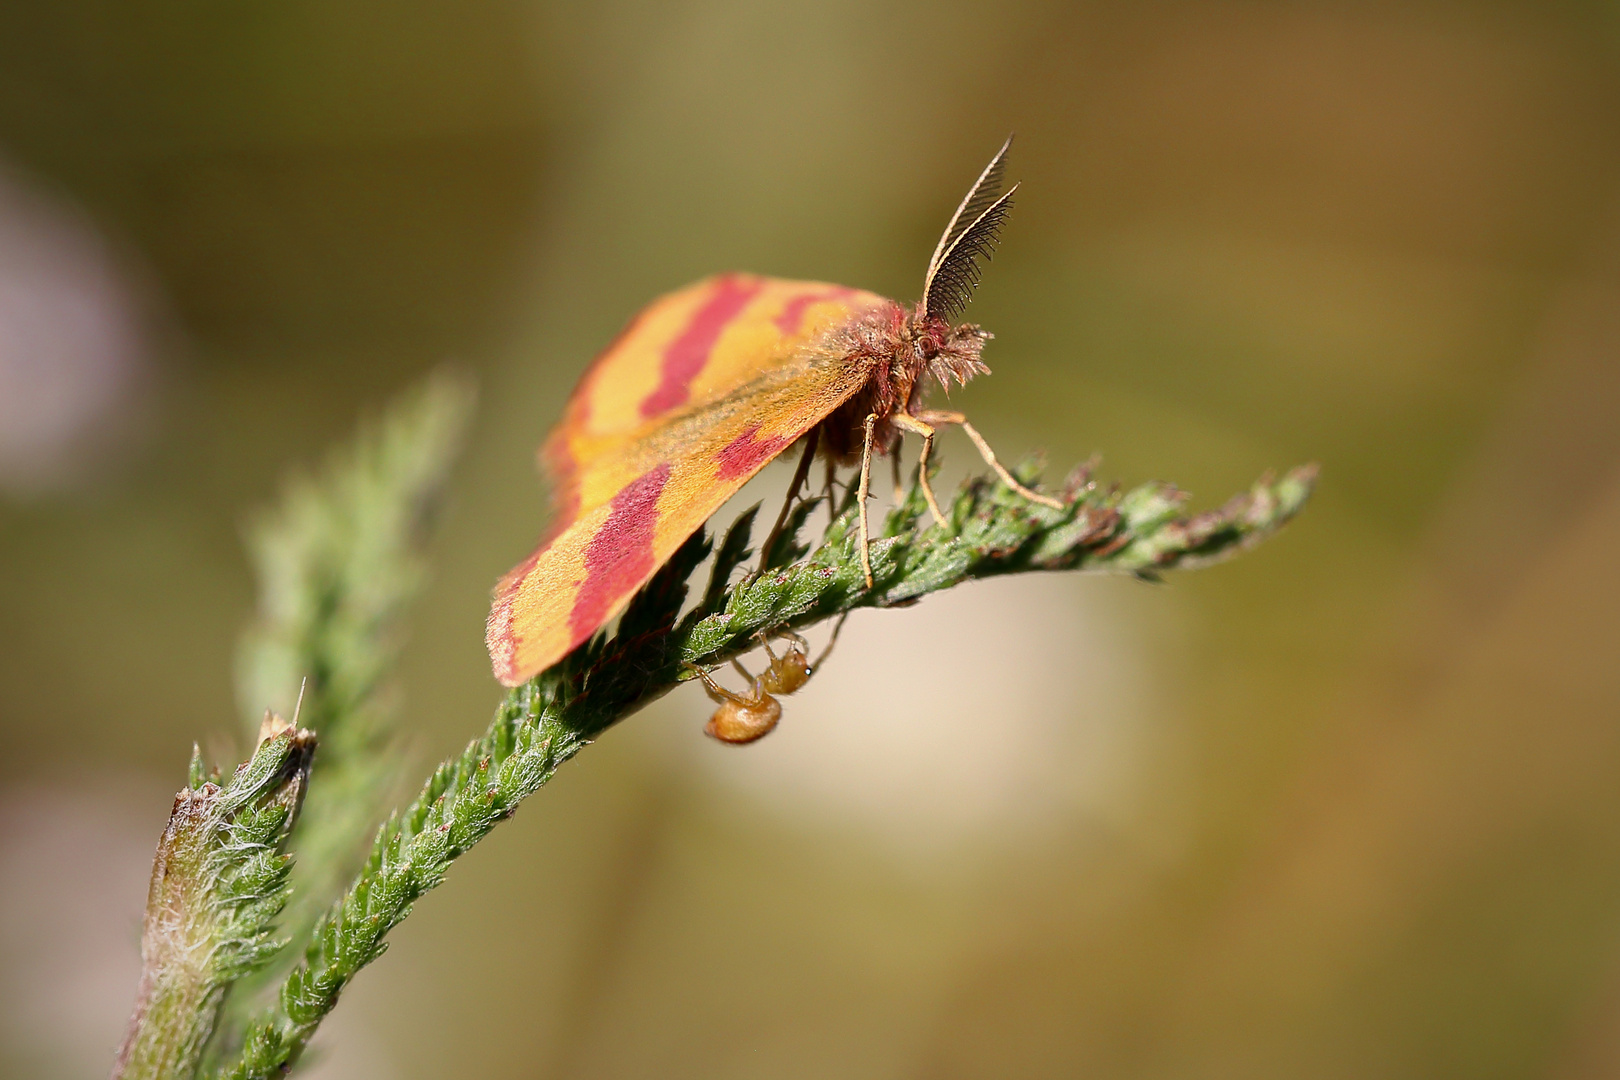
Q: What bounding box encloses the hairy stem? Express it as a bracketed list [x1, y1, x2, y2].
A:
[114, 722, 315, 1080]
[226, 372, 473, 1017]
[220, 457, 1315, 1078]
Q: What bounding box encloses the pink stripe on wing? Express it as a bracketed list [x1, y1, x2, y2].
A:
[772, 286, 855, 336]
[715, 425, 796, 482]
[566, 463, 673, 647]
[639, 275, 763, 418]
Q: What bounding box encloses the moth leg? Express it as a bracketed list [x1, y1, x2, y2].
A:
[857, 412, 877, 589]
[758, 427, 820, 574]
[891, 412, 948, 527]
[915, 410, 1065, 510]
[891, 449, 904, 505]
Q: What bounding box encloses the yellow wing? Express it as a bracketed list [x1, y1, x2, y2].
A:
[489, 274, 894, 686]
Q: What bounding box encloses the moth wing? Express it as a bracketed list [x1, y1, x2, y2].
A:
[544, 274, 885, 513]
[489, 276, 893, 685]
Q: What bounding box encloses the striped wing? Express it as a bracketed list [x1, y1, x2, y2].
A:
[489, 274, 892, 685]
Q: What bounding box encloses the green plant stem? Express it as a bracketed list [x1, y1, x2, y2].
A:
[113, 724, 316, 1080]
[220, 458, 1314, 1079]
[230, 371, 473, 993]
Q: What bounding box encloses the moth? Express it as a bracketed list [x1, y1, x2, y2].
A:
[488, 136, 1062, 687]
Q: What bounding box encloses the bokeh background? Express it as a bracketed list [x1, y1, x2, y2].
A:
[4, 1, 1620, 1077]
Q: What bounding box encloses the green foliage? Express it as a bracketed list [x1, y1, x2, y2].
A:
[230, 370, 475, 973]
[113, 726, 315, 1080]
[113, 371, 476, 1077]
[207, 729, 316, 984]
[111, 366, 1313, 1079]
[217, 451, 1315, 1079]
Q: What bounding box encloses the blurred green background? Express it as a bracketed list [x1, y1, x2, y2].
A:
[4, 1, 1620, 1077]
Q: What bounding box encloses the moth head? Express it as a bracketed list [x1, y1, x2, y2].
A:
[900, 308, 990, 394]
[930, 322, 991, 390]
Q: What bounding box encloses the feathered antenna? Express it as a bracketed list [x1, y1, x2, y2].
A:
[922, 134, 1016, 320]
